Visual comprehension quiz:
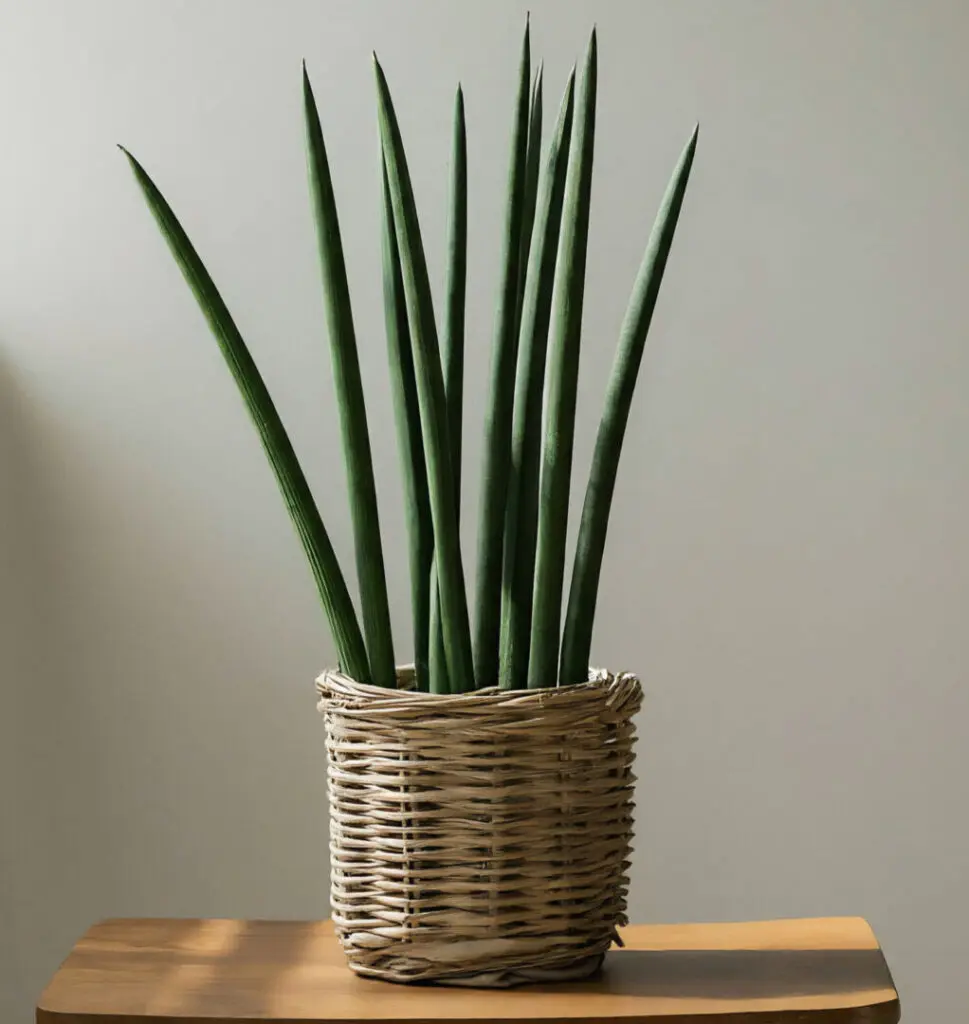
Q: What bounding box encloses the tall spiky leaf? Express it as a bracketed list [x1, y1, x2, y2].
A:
[121, 147, 370, 682]
[425, 84, 469, 695]
[526, 28, 597, 689]
[303, 67, 396, 688]
[517, 64, 544, 318]
[443, 84, 468, 516]
[380, 159, 432, 691]
[473, 19, 531, 689]
[499, 70, 576, 689]
[561, 127, 699, 685]
[375, 56, 475, 693]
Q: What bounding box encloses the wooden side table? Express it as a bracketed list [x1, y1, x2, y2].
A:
[37, 917, 899, 1023]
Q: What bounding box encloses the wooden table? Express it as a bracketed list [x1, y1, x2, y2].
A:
[37, 917, 899, 1023]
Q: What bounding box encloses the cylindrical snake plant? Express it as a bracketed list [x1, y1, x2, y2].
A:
[122, 21, 697, 693]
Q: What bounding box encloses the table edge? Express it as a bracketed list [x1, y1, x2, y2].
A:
[35, 916, 901, 1024]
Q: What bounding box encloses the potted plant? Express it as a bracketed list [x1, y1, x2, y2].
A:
[122, 20, 697, 987]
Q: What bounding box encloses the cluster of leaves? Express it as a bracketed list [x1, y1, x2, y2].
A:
[122, 21, 697, 693]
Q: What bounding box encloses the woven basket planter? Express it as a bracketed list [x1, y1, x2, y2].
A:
[316, 666, 642, 986]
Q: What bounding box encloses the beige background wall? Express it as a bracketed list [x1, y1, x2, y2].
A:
[2, 1, 967, 1019]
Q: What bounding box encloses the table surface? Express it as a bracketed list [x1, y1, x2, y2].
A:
[37, 917, 899, 1024]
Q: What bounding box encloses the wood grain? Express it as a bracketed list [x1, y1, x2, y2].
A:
[36, 917, 899, 1024]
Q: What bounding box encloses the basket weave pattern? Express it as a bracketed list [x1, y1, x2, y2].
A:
[317, 667, 642, 985]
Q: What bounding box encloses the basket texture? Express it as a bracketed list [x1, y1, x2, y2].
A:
[316, 666, 642, 986]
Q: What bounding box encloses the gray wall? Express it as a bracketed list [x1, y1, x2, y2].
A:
[2, 1, 967, 1019]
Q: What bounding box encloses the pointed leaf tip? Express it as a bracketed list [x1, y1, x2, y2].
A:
[118, 144, 141, 171]
[585, 25, 597, 62]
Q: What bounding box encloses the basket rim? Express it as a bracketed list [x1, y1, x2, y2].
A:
[316, 665, 641, 711]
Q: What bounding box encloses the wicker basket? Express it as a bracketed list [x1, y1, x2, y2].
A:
[316, 666, 642, 987]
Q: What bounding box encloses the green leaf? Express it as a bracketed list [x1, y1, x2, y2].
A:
[473, 18, 531, 689]
[561, 126, 699, 685]
[499, 69, 575, 690]
[375, 55, 475, 693]
[443, 84, 468, 518]
[426, 84, 469, 696]
[121, 146, 370, 683]
[380, 158, 432, 691]
[527, 28, 597, 689]
[303, 66, 396, 688]
[516, 63, 544, 322]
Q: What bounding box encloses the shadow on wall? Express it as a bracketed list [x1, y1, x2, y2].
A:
[0, 353, 82, 1021]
